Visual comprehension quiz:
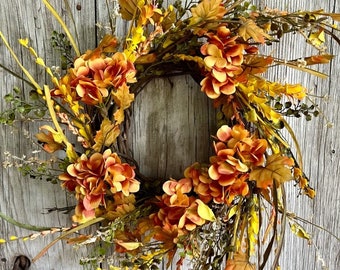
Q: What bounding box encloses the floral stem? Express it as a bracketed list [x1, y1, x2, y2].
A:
[0, 211, 52, 232]
[33, 216, 105, 262]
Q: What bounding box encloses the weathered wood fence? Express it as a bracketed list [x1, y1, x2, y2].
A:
[0, 0, 339, 269]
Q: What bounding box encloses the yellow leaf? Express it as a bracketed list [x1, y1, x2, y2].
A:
[174, 54, 206, 69]
[134, 53, 157, 64]
[250, 154, 294, 189]
[161, 5, 176, 31]
[303, 54, 334, 65]
[43, 85, 78, 161]
[289, 221, 311, 240]
[304, 186, 316, 199]
[196, 199, 215, 222]
[28, 47, 38, 58]
[0, 239, 6, 244]
[277, 61, 328, 79]
[226, 205, 238, 220]
[248, 196, 259, 255]
[115, 239, 142, 250]
[109, 266, 130, 270]
[65, 142, 78, 162]
[39, 125, 64, 144]
[243, 55, 273, 75]
[308, 29, 325, 46]
[113, 108, 125, 125]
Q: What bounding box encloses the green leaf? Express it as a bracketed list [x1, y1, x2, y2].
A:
[4, 93, 13, 102]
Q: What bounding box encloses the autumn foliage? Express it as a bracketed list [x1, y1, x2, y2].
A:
[1, 0, 337, 269]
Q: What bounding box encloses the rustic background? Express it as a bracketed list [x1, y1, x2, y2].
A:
[0, 0, 339, 269]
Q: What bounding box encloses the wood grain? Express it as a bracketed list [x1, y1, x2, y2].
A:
[0, 1, 339, 269]
[253, 1, 340, 269]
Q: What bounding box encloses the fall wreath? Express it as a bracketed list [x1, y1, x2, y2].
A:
[0, 0, 339, 269]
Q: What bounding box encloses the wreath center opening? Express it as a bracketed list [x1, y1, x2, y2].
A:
[127, 75, 216, 180]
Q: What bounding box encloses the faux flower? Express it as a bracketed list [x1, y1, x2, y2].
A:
[52, 52, 136, 106]
[151, 178, 215, 242]
[1, 0, 336, 268]
[200, 26, 245, 98]
[59, 149, 139, 223]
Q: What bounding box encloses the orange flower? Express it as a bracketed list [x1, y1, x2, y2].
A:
[59, 152, 108, 222]
[161, 179, 193, 208]
[59, 149, 139, 223]
[224, 174, 249, 205]
[73, 76, 108, 105]
[73, 199, 96, 223]
[236, 138, 268, 166]
[100, 52, 137, 89]
[184, 163, 213, 203]
[183, 125, 268, 205]
[104, 154, 140, 196]
[200, 26, 245, 99]
[151, 177, 214, 242]
[53, 52, 136, 106]
[163, 178, 192, 196]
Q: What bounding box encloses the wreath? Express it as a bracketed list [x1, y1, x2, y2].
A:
[0, 0, 339, 269]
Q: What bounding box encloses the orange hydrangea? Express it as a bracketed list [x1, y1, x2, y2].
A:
[150, 178, 213, 243]
[200, 26, 245, 99]
[59, 149, 139, 223]
[184, 124, 267, 205]
[52, 52, 136, 106]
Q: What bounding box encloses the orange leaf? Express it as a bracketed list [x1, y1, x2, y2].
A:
[225, 252, 255, 270]
[303, 54, 334, 65]
[118, 0, 138, 20]
[113, 108, 125, 125]
[66, 234, 92, 244]
[92, 118, 120, 151]
[112, 83, 134, 110]
[35, 129, 64, 153]
[189, 0, 226, 25]
[238, 17, 272, 44]
[243, 55, 274, 75]
[250, 154, 294, 189]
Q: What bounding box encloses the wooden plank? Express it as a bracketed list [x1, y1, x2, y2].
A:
[0, 1, 97, 269]
[254, 1, 340, 269]
[128, 75, 216, 180]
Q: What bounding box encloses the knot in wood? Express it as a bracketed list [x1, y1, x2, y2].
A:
[12, 255, 31, 270]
